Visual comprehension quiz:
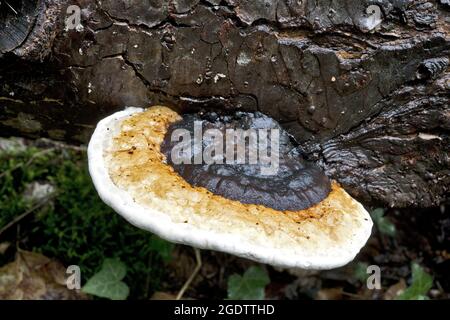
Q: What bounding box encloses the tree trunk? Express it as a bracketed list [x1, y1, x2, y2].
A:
[0, 0, 449, 207]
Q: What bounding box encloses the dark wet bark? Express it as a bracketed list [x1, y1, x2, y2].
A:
[0, 0, 449, 208]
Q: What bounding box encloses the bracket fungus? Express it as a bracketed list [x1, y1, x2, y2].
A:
[88, 106, 373, 269]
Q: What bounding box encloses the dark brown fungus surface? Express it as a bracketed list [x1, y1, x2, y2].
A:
[161, 111, 331, 211]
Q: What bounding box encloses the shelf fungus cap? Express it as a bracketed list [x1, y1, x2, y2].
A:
[88, 106, 373, 269]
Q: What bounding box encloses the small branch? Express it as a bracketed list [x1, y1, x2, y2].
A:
[37, 138, 87, 152]
[176, 248, 202, 300]
[0, 148, 54, 180]
[144, 252, 153, 299]
[5, 1, 18, 15]
[0, 194, 57, 237]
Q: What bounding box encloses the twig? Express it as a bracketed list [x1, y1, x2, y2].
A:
[37, 138, 87, 152]
[176, 248, 202, 300]
[0, 194, 56, 237]
[144, 252, 153, 299]
[5, 1, 18, 15]
[15, 223, 21, 250]
[0, 148, 54, 180]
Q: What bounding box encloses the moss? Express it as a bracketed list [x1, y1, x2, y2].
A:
[0, 141, 173, 299]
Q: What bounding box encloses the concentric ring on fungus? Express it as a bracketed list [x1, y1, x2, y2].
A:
[88, 106, 373, 269]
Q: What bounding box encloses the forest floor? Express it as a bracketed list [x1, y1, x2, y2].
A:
[0, 136, 448, 300]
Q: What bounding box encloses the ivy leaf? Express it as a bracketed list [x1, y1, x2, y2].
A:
[396, 263, 433, 300]
[354, 262, 369, 282]
[149, 235, 174, 262]
[82, 258, 130, 300]
[227, 266, 270, 300]
[371, 208, 396, 237]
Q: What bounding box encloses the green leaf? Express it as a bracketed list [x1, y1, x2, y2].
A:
[149, 235, 174, 262]
[378, 220, 396, 237]
[371, 208, 384, 217]
[227, 266, 270, 300]
[371, 208, 396, 237]
[82, 258, 130, 300]
[354, 262, 369, 282]
[396, 263, 433, 300]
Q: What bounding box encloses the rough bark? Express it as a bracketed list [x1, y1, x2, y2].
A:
[0, 0, 449, 208]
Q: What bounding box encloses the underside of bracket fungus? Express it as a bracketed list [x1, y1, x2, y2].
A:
[88, 106, 373, 269]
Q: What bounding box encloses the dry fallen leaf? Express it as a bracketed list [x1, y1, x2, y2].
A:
[151, 291, 177, 300]
[0, 242, 10, 255]
[0, 250, 89, 300]
[384, 279, 407, 300]
[316, 287, 344, 300]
